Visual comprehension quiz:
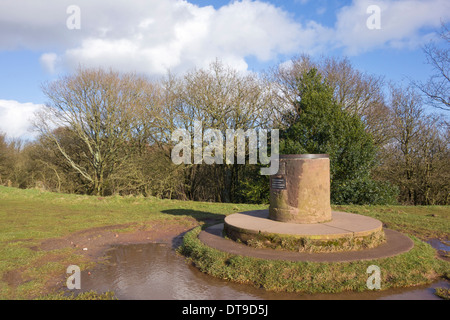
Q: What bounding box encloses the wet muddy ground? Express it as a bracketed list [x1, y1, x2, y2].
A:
[77, 241, 449, 300]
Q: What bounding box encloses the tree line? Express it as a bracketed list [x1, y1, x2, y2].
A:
[0, 32, 449, 205]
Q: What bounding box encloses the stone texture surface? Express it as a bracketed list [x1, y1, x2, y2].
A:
[269, 155, 331, 224]
[225, 210, 382, 240]
[201, 223, 414, 262]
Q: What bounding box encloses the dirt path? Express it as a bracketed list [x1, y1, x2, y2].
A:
[2, 218, 201, 298]
[39, 219, 200, 261]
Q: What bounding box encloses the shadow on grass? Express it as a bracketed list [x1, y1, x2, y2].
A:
[161, 209, 226, 224]
[161, 209, 226, 249]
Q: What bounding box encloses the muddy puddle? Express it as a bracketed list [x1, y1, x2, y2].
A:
[427, 238, 450, 252]
[78, 242, 449, 300]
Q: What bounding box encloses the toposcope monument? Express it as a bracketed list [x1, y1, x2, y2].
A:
[199, 154, 414, 261]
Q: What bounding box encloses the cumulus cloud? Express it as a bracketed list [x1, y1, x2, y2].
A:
[0, 0, 448, 141]
[59, 0, 329, 75]
[0, 0, 331, 76]
[334, 0, 450, 55]
[39, 53, 59, 74]
[0, 100, 44, 140]
[0, 0, 448, 76]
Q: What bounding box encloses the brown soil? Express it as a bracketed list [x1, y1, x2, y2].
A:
[3, 217, 203, 298]
[38, 218, 200, 260]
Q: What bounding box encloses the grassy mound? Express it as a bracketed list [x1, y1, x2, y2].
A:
[0, 186, 448, 298]
[180, 226, 448, 294]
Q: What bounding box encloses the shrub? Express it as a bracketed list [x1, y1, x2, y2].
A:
[280, 68, 393, 205]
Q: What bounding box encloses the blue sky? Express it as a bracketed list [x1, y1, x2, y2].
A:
[0, 0, 449, 140]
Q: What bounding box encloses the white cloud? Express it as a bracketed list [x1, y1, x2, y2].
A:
[39, 53, 59, 74]
[59, 0, 326, 75]
[0, 0, 329, 76]
[0, 100, 44, 140]
[0, 0, 447, 141]
[0, 0, 448, 76]
[334, 0, 450, 55]
[316, 6, 327, 15]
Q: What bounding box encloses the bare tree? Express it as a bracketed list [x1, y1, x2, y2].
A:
[376, 84, 449, 204]
[265, 54, 317, 126]
[167, 60, 275, 202]
[321, 56, 386, 115]
[413, 22, 450, 112]
[35, 68, 160, 195]
[175, 60, 274, 132]
[319, 57, 392, 146]
[268, 55, 392, 145]
[0, 133, 10, 185]
[390, 86, 427, 202]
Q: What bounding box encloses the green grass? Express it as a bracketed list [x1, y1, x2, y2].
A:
[334, 205, 450, 240]
[0, 186, 264, 299]
[180, 226, 449, 294]
[434, 287, 450, 300]
[36, 290, 118, 300]
[0, 186, 448, 299]
[180, 204, 450, 295]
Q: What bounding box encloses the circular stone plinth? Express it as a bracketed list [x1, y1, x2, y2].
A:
[223, 210, 385, 253]
[199, 224, 414, 262]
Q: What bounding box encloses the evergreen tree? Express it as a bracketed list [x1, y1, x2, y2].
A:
[280, 68, 397, 204]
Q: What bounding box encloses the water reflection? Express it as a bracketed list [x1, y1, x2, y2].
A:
[80, 243, 449, 300]
[427, 238, 450, 252]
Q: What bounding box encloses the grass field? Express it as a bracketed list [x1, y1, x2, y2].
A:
[0, 185, 449, 299]
[181, 204, 449, 295]
[0, 186, 263, 299]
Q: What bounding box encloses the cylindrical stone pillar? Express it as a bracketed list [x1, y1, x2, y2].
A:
[269, 154, 331, 224]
